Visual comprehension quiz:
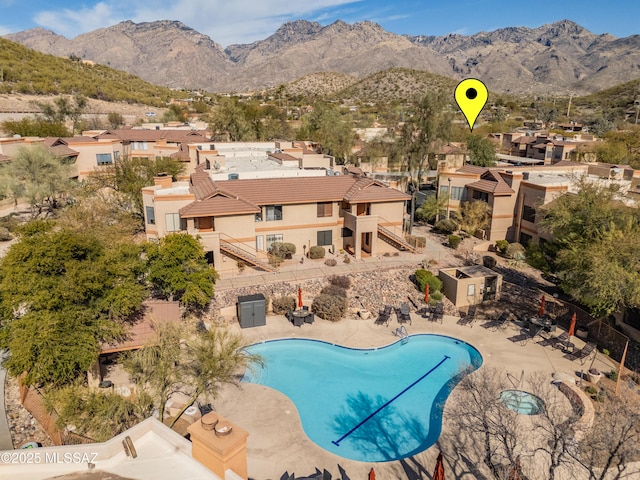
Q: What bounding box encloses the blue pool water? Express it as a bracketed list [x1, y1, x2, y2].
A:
[241, 334, 482, 462]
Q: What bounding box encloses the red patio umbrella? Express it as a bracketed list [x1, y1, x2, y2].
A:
[568, 312, 577, 337]
[538, 295, 546, 316]
[432, 451, 445, 480]
[368, 468, 376, 480]
[297, 287, 303, 309]
[424, 283, 430, 303]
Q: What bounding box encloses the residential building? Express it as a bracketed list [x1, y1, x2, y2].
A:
[142, 167, 414, 274]
[438, 161, 639, 244]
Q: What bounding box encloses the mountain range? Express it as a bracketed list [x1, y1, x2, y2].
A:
[6, 19, 640, 95]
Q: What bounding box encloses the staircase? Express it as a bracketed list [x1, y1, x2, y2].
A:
[377, 224, 419, 254]
[219, 238, 277, 273]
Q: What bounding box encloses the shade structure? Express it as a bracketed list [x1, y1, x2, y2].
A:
[432, 451, 445, 480]
[539, 295, 546, 316]
[424, 283, 430, 303]
[297, 287, 303, 309]
[568, 312, 577, 337]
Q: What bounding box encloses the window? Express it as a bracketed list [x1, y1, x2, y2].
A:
[265, 205, 283, 221]
[132, 141, 148, 150]
[96, 153, 113, 165]
[255, 210, 263, 222]
[145, 206, 155, 225]
[317, 230, 332, 246]
[519, 232, 532, 247]
[467, 284, 476, 297]
[341, 227, 353, 238]
[472, 190, 489, 202]
[450, 186, 465, 201]
[114, 151, 120, 161]
[256, 235, 264, 251]
[266, 234, 283, 250]
[522, 205, 536, 223]
[165, 213, 185, 232]
[317, 201, 333, 217]
[341, 201, 350, 211]
[439, 185, 449, 197]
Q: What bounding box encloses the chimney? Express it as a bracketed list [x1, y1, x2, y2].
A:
[187, 412, 249, 480]
[153, 173, 172, 189]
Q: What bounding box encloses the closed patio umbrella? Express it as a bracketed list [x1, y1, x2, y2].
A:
[298, 287, 303, 309]
[568, 312, 577, 337]
[433, 451, 445, 480]
[424, 283, 430, 303]
[538, 295, 545, 316]
[368, 468, 376, 480]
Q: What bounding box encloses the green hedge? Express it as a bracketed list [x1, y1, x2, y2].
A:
[309, 245, 326, 259]
[414, 269, 443, 293]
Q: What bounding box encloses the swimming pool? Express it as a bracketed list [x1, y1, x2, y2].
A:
[242, 334, 482, 462]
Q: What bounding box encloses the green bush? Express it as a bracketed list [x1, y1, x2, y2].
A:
[433, 218, 458, 234]
[448, 235, 462, 249]
[430, 291, 444, 303]
[525, 244, 550, 272]
[405, 234, 427, 248]
[506, 242, 525, 259]
[495, 240, 509, 254]
[271, 296, 296, 314]
[269, 242, 296, 259]
[309, 245, 326, 259]
[414, 269, 443, 293]
[312, 294, 347, 322]
[482, 255, 497, 269]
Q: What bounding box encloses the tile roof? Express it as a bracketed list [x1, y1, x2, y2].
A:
[170, 143, 191, 161]
[49, 145, 79, 157]
[457, 165, 488, 175]
[179, 193, 260, 218]
[466, 170, 514, 195]
[44, 136, 97, 147]
[96, 129, 210, 143]
[268, 152, 299, 162]
[180, 174, 410, 217]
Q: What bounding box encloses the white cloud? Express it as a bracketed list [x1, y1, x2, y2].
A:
[31, 0, 360, 45]
[34, 2, 125, 38]
[0, 25, 12, 35]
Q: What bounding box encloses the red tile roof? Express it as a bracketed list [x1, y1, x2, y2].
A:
[96, 129, 210, 143]
[44, 136, 97, 146]
[179, 174, 410, 217]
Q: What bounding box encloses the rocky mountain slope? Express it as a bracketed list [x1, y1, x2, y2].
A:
[7, 19, 640, 95]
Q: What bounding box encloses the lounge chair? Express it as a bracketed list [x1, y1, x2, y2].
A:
[457, 305, 477, 326]
[508, 324, 543, 346]
[374, 305, 392, 326]
[481, 311, 510, 330]
[431, 302, 444, 323]
[538, 331, 573, 351]
[399, 303, 412, 324]
[564, 342, 596, 364]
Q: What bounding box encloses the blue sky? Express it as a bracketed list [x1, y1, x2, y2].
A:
[1, 0, 638, 47]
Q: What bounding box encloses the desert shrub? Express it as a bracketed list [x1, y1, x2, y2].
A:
[505, 242, 525, 259]
[0, 214, 21, 232]
[525, 244, 550, 273]
[237, 260, 247, 271]
[329, 275, 351, 289]
[495, 239, 509, 254]
[343, 255, 351, 264]
[269, 242, 296, 259]
[430, 291, 444, 303]
[320, 284, 347, 297]
[268, 255, 283, 267]
[324, 258, 337, 266]
[448, 235, 462, 249]
[414, 269, 443, 293]
[482, 255, 497, 269]
[309, 245, 325, 259]
[312, 294, 347, 322]
[0, 227, 12, 241]
[272, 296, 296, 314]
[433, 218, 458, 234]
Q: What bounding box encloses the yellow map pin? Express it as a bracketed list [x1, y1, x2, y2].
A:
[455, 79, 488, 131]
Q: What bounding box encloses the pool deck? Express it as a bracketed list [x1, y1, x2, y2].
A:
[214, 312, 617, 480]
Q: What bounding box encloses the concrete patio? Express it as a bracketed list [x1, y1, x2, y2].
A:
[213, 309, 617, 480]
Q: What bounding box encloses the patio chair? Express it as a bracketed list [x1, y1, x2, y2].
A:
[399, 303, 412, 325]
[304, 312, 315, 324]
[538, 331, 573, 351]
[564, 342, 596, 364]
[431, 302, 444, 323]
[508, 324, 543, 346]
[374, 305, 392, 326]
[491, 311, 511, 331]
[457, 305, 477, 326]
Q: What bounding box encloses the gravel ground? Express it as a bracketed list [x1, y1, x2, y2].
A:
[4, 376, 54, 448]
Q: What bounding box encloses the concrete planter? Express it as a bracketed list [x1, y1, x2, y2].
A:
[586, 370, 602, 384]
